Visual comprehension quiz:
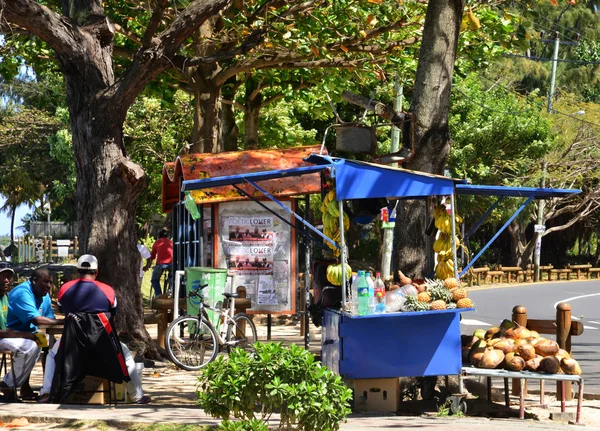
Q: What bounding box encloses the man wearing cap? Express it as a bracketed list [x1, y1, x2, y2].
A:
[38, 255, 149, 404]
[0, 263, 42, 400]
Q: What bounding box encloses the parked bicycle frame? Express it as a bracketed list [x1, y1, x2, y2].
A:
[164, 283, 257, 371]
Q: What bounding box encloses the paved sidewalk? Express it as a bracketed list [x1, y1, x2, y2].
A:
[1, 318, 599, 430]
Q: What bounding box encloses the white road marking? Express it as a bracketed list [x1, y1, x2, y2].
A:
[553, 293, 600, 310]
[589, 321, 600, 325]
[584, 326, 598, 330]
[461, 319, 491, 327]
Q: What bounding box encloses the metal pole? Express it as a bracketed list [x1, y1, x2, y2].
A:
[304, 195, 311, 350]
[338, 198, 347, 311]
[450, 193, 459, 280]
[534, 33, 559, 282]
[381, 80, 403, 280]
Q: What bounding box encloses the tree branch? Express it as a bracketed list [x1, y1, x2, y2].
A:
[0, 0, 79, 59]
[259, 82, 309, 109]
[113, 22, 143, 46]
[142, 0, 169, 49]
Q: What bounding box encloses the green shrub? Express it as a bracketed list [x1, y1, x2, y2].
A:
[218, 419, 268, 431]
[197, 342, 352, 431]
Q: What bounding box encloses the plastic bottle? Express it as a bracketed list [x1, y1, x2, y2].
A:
[366, 272, 375, 314]
[350, 273, 359, 315]
[357, 271, 370, 316]
[373, 272, 386, 314]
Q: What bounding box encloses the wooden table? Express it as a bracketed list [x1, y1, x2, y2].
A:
[38, 323, 64, 349]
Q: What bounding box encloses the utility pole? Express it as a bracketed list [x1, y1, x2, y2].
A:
[380, 77, 403, 280]
[534, 32, 559, 282]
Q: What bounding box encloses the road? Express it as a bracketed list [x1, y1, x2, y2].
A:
[460, 279, 600, 393]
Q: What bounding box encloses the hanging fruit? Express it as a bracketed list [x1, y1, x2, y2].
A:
[433, 203, 463, 280]
[320, 184, 350, 258]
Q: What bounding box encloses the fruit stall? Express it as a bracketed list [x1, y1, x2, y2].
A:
[175, 152, 581, 390]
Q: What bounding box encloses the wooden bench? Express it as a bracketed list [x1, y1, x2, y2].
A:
[524, 264, 553, 281]
[590, 268, 600, 279]
[498, 265, 524, 283]
[567, 264, 592, 280]
[469, 266, 489, 286]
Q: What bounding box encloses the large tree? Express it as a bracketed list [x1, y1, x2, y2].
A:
[1, 0, 231, 355]
[392, 0, 465, 279]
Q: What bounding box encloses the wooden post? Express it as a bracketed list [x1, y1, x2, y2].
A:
[556, 302, 572, 400]
[235, 286, 248, 337]
[512, 305, 528, 396]
[299, 274, 306, 336]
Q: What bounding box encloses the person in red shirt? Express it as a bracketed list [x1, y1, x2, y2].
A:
[143, 229, 173, 297]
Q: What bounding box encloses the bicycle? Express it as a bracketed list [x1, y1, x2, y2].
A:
[164, 284, 258, 371]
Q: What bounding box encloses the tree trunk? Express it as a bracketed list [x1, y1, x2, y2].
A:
[221, 99, 239, 152]
[64, 65, 153, 356]
[392, 0, 464, 280]
[189, 67, 222, 154]
[10, 203, 16, 246]
[244, 102, 261, 150]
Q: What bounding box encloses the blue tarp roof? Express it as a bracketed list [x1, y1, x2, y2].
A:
[456, 184, 580, 198]
[181, 153, 581, 199]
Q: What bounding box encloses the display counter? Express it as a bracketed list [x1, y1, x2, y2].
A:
[322, 307, 473, 379]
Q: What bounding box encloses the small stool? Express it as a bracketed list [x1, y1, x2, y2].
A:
[0, 350, 18, 402]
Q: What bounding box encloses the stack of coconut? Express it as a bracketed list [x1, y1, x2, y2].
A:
[463, 319, 582, 375]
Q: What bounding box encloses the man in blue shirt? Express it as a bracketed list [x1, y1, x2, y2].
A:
[8, 269, 61, 333]
[7, 268, 62, 399]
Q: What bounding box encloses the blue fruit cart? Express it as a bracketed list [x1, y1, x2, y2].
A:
[179, 153, 580, 382]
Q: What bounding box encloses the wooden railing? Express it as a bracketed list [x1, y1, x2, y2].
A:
[460, 263, 600, 286]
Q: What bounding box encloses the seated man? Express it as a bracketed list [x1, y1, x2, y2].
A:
[0, 264, 41, 400]
[7, 268, 62, 400]
[39, 254, 149, 404]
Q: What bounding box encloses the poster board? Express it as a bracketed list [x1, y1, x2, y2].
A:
[216, 200, 295, 314]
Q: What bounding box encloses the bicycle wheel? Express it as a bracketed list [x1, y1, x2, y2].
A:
[165, 316, 219, 371]
[226, 313, 258, 353]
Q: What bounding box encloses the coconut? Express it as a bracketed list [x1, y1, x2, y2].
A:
[524, 356, 543, 372]
[479, 348, 505, 369]
[469, 340, 487, 366]
[505, 355, 526, 371]
[493, 338, 515, 355]
[530, 337, 543, 346]
[556, 349, 571, 361]
[461, 334, 477, 347]
[529, 330, 540, 339]
[500, 319, 516, 331]
[534, 339, 560, 357]
[473, 329, 486, 340]
[512, 326, 531, 339]
[513, 338, 530, 348]
[487, 338, 502, 347]
[539, 356, 561, 374]
[516, 343, 536, 361]
[485, 327, 501, 340]
[560, 358, 582, 375]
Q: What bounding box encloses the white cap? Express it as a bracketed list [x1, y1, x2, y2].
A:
[77, 254, 98, 270]
[0, 263, 14, 275]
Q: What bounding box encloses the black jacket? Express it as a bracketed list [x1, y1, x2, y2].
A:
[50, 311, 130, 403]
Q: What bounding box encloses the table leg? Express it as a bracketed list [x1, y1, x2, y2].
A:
[519, 378, 525, 420]
[487, 377, 492, 402]
[540, 380, 546, 408]
[459, 374, 464, 394]
[504, 378, 509, 407]
[577, 380, 584, 425]
[561, 381, 566, 413]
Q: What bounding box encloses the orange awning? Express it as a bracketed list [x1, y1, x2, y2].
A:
[161, 145, 325, 212]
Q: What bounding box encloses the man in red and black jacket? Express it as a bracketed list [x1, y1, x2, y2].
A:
[39, 255, 150, 404]
[143, 229, 173, 297]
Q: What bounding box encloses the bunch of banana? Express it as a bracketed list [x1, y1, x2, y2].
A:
[321, 188, 350, 258]
[433, 204, 463, 280]
[326, 263, 352, 286]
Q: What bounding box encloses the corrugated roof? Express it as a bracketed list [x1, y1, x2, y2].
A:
[161, 145, 324, 212]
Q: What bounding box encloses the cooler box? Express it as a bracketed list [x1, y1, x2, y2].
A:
[63, 376, 110, 405]
[186, 267, 228, 327]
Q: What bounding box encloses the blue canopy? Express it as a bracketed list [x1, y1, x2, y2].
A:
[456, 184, 580, 198]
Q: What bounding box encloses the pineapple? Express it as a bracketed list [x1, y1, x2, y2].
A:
[429, 285, 452, 303]
[457, 298, 475, 309]
[415, 302, 430, 312]
[417, 292, 431, 303]
[405, 295, 430, 312]
[444, 277, 460, 290]
[451, 288, 468, 302]
[430, 300, 447, 310]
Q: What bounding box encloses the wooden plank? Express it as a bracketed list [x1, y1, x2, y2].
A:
[526, 319, 556, 334]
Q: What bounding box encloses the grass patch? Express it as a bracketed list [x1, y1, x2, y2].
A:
[127, 424, 209, 431]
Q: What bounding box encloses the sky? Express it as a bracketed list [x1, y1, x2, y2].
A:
[0, 199, 31, 237]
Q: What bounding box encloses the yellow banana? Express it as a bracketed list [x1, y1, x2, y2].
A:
[328, 200, 340, 218]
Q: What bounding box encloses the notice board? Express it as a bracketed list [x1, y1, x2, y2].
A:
[216, 200, 295, 314]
